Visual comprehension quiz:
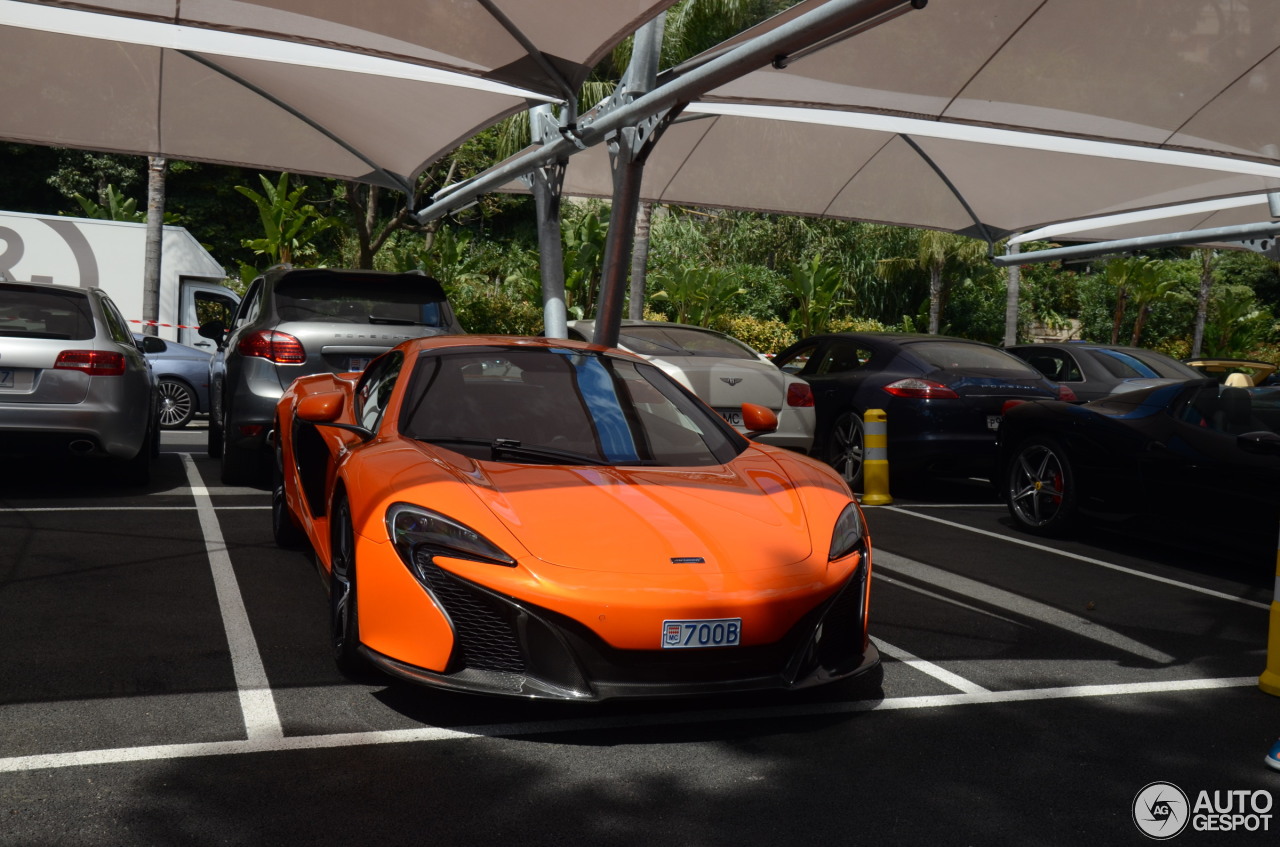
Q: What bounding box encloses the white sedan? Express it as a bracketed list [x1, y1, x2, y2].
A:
[567, 320, 815, 454]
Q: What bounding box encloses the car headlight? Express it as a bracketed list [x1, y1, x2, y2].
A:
[828, 502, 865, 560]
[387, 503, 516, 568]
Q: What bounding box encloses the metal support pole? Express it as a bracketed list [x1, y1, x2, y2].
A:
[1004, 241, 1020, 345]
[993, 220, 1280, 266]
[592, 16, 665, 349]
[594, 140, 646, 347]
[528, 104, 569, 338]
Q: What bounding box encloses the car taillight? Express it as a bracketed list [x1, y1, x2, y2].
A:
[1056, 384, 1079, 402]
[54, 350, 125, 376]
[882, 378, 960, 399]
[786, 382, 814, 407]
[238, 330, 306, 364]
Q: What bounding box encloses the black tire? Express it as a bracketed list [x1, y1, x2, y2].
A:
[220, 418, 263, 486]
[207, 414, 223, 459]
[329, 493, 368, 676]
[826, 410, 866, 490]
[118, 420, 156, 486]
[157, 378, 196, 429]
[271, 434, 307, 549]
[1005, 435, 1078, 535]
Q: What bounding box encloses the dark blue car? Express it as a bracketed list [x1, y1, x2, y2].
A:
[774, 332, 1066, 489]
[135, 333, 211, 429]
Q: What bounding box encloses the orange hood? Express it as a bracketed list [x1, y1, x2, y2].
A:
[435, 450, 815, 575]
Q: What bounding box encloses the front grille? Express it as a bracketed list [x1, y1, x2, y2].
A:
[413, 552, 525, 674]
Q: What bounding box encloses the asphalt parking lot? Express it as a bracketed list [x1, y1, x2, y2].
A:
[2, 425, 1278, 846]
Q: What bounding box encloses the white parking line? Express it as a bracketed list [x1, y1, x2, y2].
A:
[181, 455, 283, 741]
[874, 639, 990, 694]
[876, 550, 1178, 664]
[883, 506, 1270, 610]
[0, 675, 1256, 773]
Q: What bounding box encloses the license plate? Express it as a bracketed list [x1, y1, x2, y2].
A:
[348, 357, 371, 372]
[716, 407, 744, 427]
[0, 369, 10, 388]
[986, 415, 1001, 431]
[662, 618, 742, 649]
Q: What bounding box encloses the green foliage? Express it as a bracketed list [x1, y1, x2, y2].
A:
[72, 184, 143, 222]
[235, 173, 339, 270]
[561, 205, 608, 319]
[781, 255, 847, 337]
[650, 265, 746, 326]
[713, 315, 796, 355]
[446, 285, 544, 336]
[942, 273, 1009, 343]
[1203, 285, 1273, 357]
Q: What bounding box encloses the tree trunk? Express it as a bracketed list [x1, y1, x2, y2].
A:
[628, 201, 653, 321]
[142, 157, 166, 336]
[1191, 250, 1214, 357]
[927, 263, 943, 334]
[1110, 290, 1127, 345]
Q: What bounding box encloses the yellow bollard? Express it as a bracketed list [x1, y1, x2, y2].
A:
[860, 408, 892, 506]
[1260, 525, 1280, 696]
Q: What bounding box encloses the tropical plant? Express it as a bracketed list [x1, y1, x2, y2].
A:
[561, 207, 608, 319]
[877, 230, 989, 334]
[650, 265, 746, 326]
[235, 172, 338, 269]
[1203, 286, 1272, 357]
[72, 184, 143, 222]
[781, 255, 848, 337]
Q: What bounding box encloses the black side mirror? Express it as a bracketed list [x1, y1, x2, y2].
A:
[198, 320, 228, 349]
[140, 335, 168, 354]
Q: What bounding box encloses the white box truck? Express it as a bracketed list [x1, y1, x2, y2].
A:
[0, 210, 240, 350]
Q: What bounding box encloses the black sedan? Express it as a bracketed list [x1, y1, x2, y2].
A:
[774, 332, 1066, 488]
[1007, 342, 1200, 403]
[999, 379, 1280, 549]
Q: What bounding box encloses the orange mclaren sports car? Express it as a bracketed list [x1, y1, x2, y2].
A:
[272, 335, 878, 700]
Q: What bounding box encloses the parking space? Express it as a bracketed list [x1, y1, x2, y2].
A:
[2, 436, 1278, 844]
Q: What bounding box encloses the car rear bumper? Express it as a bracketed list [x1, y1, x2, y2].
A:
[0, 403, 148, 459]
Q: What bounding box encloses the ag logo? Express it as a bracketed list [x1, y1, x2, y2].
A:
[1133, 782, 1190, 839]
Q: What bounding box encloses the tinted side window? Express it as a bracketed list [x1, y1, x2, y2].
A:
[234, 280, 264, 329]
[776, 342, 821, 375]
[99, 295, 134, 344]
[356, 351, 403, 431]
[816, 341, 871, 375]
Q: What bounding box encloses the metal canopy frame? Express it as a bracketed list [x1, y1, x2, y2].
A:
[415, 0, 928, 347]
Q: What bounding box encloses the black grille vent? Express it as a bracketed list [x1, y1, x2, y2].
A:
[414, 552, 526, 674]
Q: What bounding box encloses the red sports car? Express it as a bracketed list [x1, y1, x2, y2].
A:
[273, 335, 878, 700]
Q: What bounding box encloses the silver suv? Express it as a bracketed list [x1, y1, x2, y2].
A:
[201, 267, 463, 484]
[0, 280, 159, 485]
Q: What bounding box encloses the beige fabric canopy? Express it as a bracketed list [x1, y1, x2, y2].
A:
[512, 0, 1280, 240]
[0, 0, 675, 191]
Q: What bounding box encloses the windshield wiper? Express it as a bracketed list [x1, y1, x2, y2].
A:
[418, 436, 612, 466]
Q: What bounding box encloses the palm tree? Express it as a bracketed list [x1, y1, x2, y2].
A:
[878, 230, 989, 334]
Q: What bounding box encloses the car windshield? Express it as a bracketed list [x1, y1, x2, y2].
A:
[274, 274, 448, 326]
[908, 340, 1041, 375]
[617, 326, 759, 360]
[401, 348, 743, 467]
[0, 286, 95, 340]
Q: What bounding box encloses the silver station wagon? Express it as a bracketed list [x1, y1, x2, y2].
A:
[0, 280, 158, 484]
